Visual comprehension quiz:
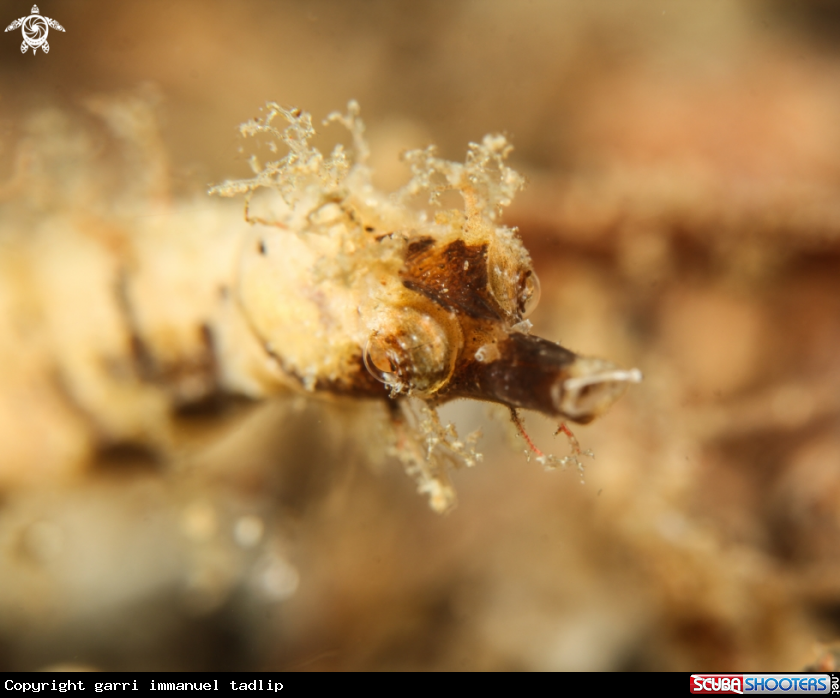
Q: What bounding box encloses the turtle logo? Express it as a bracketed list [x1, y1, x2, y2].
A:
[5, 5, 65, 55]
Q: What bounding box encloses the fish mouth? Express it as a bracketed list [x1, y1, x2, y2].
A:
[439, 331, 641, 423]
[551, 358, 643, 423]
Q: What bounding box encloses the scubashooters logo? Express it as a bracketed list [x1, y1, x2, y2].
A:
[4, 5, 65, 54]
[690, 674, 831, 695]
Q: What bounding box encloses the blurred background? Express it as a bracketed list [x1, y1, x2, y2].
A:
[2, 0, 840, 671]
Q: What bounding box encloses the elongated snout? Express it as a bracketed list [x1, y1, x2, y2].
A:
[442, 332, 641, 423]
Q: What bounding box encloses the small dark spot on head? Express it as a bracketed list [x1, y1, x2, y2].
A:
[407, 237, 436, 256]
[199, 323, 215, 352]
[365, 226, 375, 233]
[93, 442, 162, 476]
[218, 285, 229, 300]
[175, 393, 245, 419]
[129, 333, 154, 378]
[258, 240, 266, 256]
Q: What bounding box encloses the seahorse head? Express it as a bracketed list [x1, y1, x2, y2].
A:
[211, 103, 640, 422]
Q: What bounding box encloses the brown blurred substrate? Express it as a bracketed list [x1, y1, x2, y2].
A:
[2, 0, 840, 671]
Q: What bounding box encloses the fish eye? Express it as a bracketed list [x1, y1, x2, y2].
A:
[519, 270, 541, 319]
[364, 309, 456, 395]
